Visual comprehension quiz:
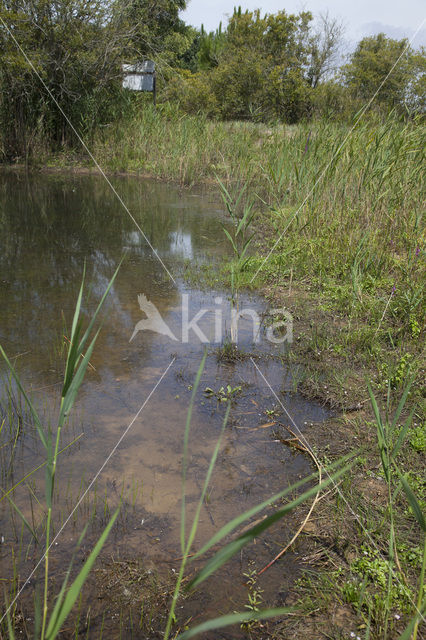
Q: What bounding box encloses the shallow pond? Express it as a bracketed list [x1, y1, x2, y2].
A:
[0, 170, 329, 638]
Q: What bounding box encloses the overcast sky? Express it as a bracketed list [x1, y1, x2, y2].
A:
[181, 1, 426, 49]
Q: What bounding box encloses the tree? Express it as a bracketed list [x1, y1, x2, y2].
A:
[342, 34, 414, 110]
[205, 8, 315, 121]
[210, 48, 267, 120]
[124, 0, 187, 59]
[171, 8, 344, 123]
[405, 47, 426, 114]
[197, 23, 226, 70]
[122, 0, 200, 84]
[307, 13, 344, 88]
[0, 0, 131, 158]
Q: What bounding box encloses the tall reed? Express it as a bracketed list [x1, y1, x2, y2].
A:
[367, 377, 425, 639]
[0, 261, 122, 639]
[93, 108, 424, 313]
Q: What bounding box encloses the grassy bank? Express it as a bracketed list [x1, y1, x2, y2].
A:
[2, 105, 425, 638]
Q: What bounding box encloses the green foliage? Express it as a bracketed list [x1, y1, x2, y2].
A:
[205, 8, 316, 122]
[406, 47, 426, 112]
[162, 12, 425, 123]
[342, 33, 422, 113]
[241, 563, 264, 629]
[197, 22, 226, 70]
[402, 471, 426, 520]
[377, 353, 414, 390]
[397, 542, 423, 569]
[124, 0, 188, 58]
[409, 423, 426, 453]
[367, 381, 426, 639]
[163, 70, 219, 117]
[311, 79, 352, 119]
[1, 1, 425, 156]
[203, 384, 242, 402]
[160, 28, 199, 70]
[0, 0, 197, 158]
[168, 8, 339, 123]
[349, 545, 413, 610]
[0, 0, 130, 159]
[210, 48, 267, 120]
[267, 67, 313, 122]
[409, 313, 421, 339]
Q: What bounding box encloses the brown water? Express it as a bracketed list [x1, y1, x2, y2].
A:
[0, 170, 329, 638]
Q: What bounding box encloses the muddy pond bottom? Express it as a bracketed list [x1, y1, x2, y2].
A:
[0, 171, 330, 638]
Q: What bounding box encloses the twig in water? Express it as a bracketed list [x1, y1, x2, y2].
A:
[258, 427, 322, 575]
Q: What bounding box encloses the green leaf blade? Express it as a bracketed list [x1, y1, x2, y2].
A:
[45, 510, 119, 640]
[176, 607, 294, 639]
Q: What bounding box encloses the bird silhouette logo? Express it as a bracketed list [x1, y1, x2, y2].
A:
[129, 294, 178, 342]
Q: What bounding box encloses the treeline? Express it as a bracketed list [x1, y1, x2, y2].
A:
[0, 0, 424, 160]
[168, 9, 425, 122]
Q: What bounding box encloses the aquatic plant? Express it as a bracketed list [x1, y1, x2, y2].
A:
[216, 178, 255, 343]
[0, 261, 122, 639]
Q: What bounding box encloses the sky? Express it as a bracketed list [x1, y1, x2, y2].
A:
[181, 1, 426, 49]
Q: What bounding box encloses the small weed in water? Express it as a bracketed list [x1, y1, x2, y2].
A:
[240, 562, 264, 631]
[203, 384, 242, 402]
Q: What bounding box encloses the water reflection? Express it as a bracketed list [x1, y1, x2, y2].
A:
[0, 170, 229, 366]
[0, 170, 330, 637]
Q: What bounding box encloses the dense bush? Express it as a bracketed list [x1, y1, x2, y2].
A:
[0, 0, 191, 160]
[163, 71, 219, 117]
